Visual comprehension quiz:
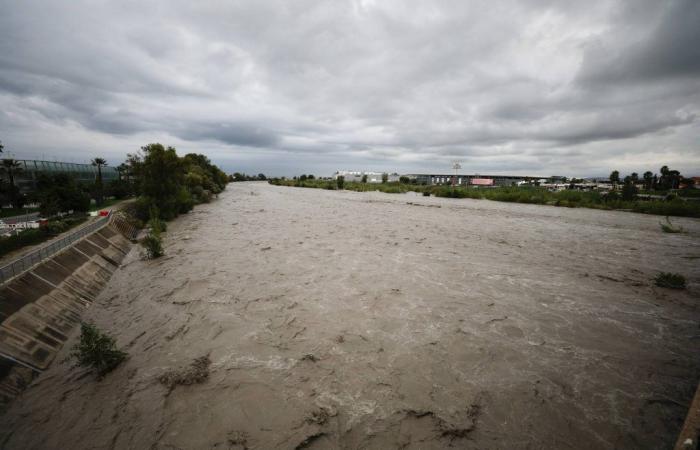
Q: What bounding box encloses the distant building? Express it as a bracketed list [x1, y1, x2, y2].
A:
[406, 173, 540, 186]
[334, 171, 399, 183]
[0, 160, 119, 194]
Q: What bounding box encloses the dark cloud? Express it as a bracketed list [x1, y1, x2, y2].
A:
[179, 123, 280, 148]
[578, 0, 700, 85]
[0, 0, 698, 176]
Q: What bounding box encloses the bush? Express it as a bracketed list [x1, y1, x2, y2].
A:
[337, 176, 345, 190]
[660, 217, 683, 233]
[654, 272, 686, 289]
[141, 231, 164, 259]
[148, 206, 166, 233]
[422, 191, 430, 197]
[71, 323, 127, 375]
[175, 187, 195, 214]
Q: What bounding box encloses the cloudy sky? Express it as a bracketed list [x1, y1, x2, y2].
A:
[0, 0, 698, 177]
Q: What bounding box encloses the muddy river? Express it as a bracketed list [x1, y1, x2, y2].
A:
[2, 182, 699, 449]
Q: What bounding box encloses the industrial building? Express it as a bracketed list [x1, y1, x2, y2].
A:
[406, 173, 541, 186]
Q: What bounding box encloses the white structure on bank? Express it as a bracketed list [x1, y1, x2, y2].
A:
[334, 171, 399, 183]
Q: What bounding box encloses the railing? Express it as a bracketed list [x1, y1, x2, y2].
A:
[0, 212, 112, 285]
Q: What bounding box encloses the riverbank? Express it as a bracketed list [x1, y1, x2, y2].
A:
[1, 183, 698, 449]
[268, 179, 700, 218]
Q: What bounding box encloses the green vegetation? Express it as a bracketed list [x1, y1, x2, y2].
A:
[0, 214, 87, 257]
[654, 272, 686, 289]
[660, 217, 684, 233]
[229, 172, 267, 182]
[0, 207, 40, 218]
[268, 179, 700, 218]
[141, 206, 164, 258]
[91, 157, 107, 206]
[127, 144, 228, 221]
[336, 175, 345, 189]
[141, 232, 163, 259]
[1, 158, 24, 208]
[71, 323, 127, 376]
[33, 173, 91, 216]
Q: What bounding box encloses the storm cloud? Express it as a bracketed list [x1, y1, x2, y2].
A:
[0, 0, 698, 176]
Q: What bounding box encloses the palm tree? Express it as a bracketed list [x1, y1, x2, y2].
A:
[1, 158, 23, 208]
[92, 157, 107, 206]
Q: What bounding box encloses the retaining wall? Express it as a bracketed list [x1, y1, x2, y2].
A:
[0, 222, 133, 403]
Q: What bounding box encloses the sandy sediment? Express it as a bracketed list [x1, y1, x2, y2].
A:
[1, 182, 699, 449]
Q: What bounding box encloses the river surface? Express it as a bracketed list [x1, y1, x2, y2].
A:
[2, 182, 699, 449]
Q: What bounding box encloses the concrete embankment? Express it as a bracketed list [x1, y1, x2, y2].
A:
[0, 221, 134, 403]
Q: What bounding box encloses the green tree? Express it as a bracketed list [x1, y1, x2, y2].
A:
[1, 158, 24, 208]
[336, 175, 345, 189]
[643, 171, 653, 191]
[381, 172, 388, 184]
[621, 176, 638, 201]
[0, 140, 4, 153]
[139, 144, 184, 219]
[33, 173, 90, 216]
[361, 174, 368, 183]
[399, 176, 410, 184]
[609, 170, 620, 189]
[91, 157, 107, 206]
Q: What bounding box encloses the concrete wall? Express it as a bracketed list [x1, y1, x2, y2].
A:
[0, 223, 133, 403]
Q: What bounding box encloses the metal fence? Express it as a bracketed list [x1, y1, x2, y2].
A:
[0, 213, 112, 285]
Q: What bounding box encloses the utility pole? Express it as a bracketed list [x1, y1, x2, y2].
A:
[452, 161, 461, 192]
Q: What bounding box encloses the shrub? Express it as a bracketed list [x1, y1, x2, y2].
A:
[71, 323, 127, 375]
[337, 176, 345, 190]
[654, 272, 686, 289]
[422, 191, 430, 197]
[141, 231, 164, 258]
[148, 206, 166, 233]
[660, 217, 683, 233]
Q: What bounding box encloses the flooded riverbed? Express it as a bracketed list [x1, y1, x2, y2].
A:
[2, 182, 699, 449]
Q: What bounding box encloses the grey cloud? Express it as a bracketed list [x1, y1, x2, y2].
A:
[578, 0, 700, 85]
[0, 0, 698, 176]
[179, 123, 280, 148]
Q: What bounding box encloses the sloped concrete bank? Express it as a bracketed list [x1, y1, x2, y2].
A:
[0, 223, 134, 403]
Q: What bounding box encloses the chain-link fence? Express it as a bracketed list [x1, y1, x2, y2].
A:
[0, 213, 111, 285]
